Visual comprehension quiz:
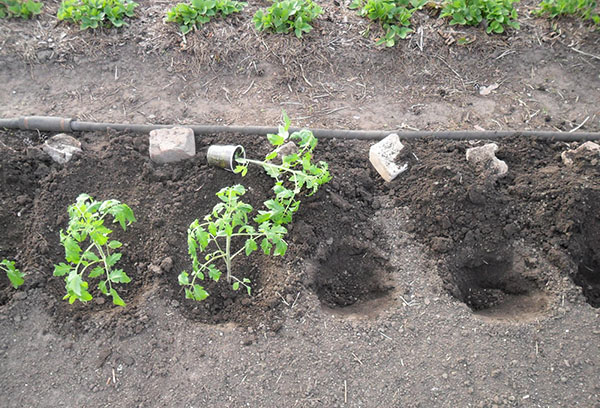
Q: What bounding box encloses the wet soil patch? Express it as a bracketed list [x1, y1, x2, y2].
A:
[314, 240, 393, 311]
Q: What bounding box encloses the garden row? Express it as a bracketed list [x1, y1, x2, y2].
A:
[1, 118, 331, 306]
[1, 0, 599, 46]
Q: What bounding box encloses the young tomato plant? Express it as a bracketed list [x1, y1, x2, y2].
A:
[440, 0, 520, 34]
[1, 259, 25, 289]
[179, 116, 331, 301]
[57, 0, 138, 30]
[535, 0, 599, 26]
[253, 0, 323, 38]
[350, 0, 427, 46]
[0, 0, 43, 19]
[166, 0, 247, 34]
[54, 194, 136, 306]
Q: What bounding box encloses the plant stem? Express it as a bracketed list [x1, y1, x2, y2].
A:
[225, 235, 232, 284]
[238, 158, 304, 176]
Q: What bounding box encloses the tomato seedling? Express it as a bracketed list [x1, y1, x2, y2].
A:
[54, 194, 136, 306]
[179, 115, 331, 301]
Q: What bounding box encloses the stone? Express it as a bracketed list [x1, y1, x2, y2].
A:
[42, 134, 82, 164]
[148, 127, 195, 164]
[159, 257, 173, 273]
[148, 264, 162, 275]
[561, 141, 600, 166]
[465, 143, 508, 178]
[276, 141, 298, 162]
[369, 133, 409, 182]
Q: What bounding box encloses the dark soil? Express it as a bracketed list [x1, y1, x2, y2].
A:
[2, 2, 600, 406]
[2, 129, 600, 406]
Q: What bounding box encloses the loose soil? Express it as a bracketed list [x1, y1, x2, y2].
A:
[1, 2, 600, 407]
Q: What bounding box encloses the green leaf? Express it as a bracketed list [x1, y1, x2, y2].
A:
[83, 251, 100, 262]
[193, 284, 209, 300]
[3, 261, 25, 289]
[106, 253, 122, 267]
[108, 240, 122, 249]
[109, 269, 131, 283]
[54, 263, 72, 277]
[88, 266, 105, 278]
[233, 281, 240, 290]
[178, 271, 190, 286]
[267, 132, 285, 146]
[98, 280, 108, 295]
[110, 288, 126, 306]
[244, 238, 258, 256]
[261, 237, 272, 255]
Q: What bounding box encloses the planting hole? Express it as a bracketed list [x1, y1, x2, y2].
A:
[569, 188, 600, 308]
[448, 251, 549, 321]
[314, 243, 393, 313]
[574, 254, 600, 307]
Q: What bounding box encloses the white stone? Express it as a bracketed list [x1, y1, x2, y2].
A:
[42, 134, 82, 164]
[561, 141, 600, 166]
[149, 127, 195, 164]
[465, 143, 508, 178]
[369, 133, 409, 182]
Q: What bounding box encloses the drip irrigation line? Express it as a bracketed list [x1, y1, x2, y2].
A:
[1, 116, 600, 141]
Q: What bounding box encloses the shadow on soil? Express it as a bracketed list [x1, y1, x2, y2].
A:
[445, 248, 550, 321]
[570, 188, 600, 308]
[312, 240, 394, 315]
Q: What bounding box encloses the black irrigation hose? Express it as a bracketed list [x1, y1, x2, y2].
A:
[1, 116, 600, 141]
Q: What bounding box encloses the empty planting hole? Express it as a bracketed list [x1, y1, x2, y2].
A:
[570, 188, 600, 308]
[574, 252, 600, 308]
[315, 244, 392, 310]
[449, 252, 549, 320]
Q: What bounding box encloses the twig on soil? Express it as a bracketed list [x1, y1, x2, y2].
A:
[379, 331, 392, 340]
[399, 296, 417, 307]
[344, 380, 347, 404]
[567, 46, 600, 61]
[291, 292, 300, 308]
[569, 116, 589, 133]
[433, 55, 466, 89]
[351, 353, 363, 365]
[241, 80, 255, 96]
[495, 49, 515, 60]
[278, 293, 290, 306]
[112, 368, 116, 384]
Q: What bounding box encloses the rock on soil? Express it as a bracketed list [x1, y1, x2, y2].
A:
[369, 133, 409, 182]
[149, 127, 195, 164]
[561, 141, 600, 166]
[465, 143, 508, 178]
[42, 134, 82, 164]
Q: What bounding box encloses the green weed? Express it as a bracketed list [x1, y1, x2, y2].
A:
[57, 0, 138, 30]
[0, 0, 43, 19]
[350, 0, 427, 46]
[253, 0, 323, 38]
[440, 0, 520, 34]
[166, 0, 247, 34]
